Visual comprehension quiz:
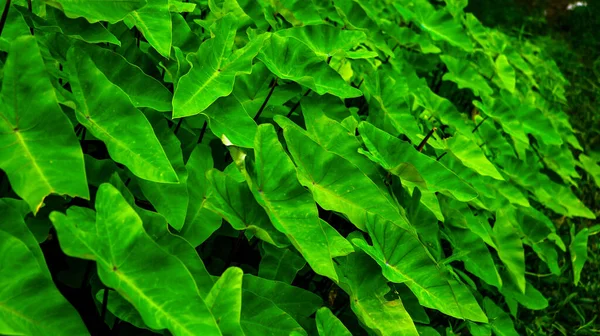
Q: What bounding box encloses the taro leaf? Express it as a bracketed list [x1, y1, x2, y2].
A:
[136, 207, 216, 297]
[232, 62, 301, 116]
[240, 291, 306, 336]
[300, 98, 384, 187]
[258, 243, 306, 284]
[446, 134, 504, 180]
[205, 267, 245, 336]
[408, 74, 475, 138]
[0, 230, 88, 335]
[358, 122, 478, 202]
[315, 307, 352, 336]
[362, 71, 435, 148]
[352, 215, 488, 323]
[66, 47, 178, 184]
[202, 95, 258, 148]
[0, 36, 88, 213]
[0, 201, 49, 278]
[495, 55, 516, 93]
[383, 23, 441, 54]
[137, 120, 189, 230]
[128, 0, 172, 57]
[180, 144, 222, 247]
[440, 55, 493, 96]
[80, 43, 173, 111]
[492, 209, 525, 293]
[172, 14, 269, 117]
[257, 34, 362, 98]
[50, 184, 221, 335]
[483, 297, 519, 336]
[242, 274, 322, 329]
[275, 25, 369, 59]
[392, 283, 430, 324]
[108, 173, 215, 297]
[95, 289, 153, 331]
[579, 154, 600, 188]
[570, 227, 589, 285]
[499, 272, 548, 310]
[444, 225, 502, 289]
[334, 250, 419, 336]
[394, 2, 473, 52]
[44, 6, 121, 45]
[205, 169, 289, 247]
[232, 124, 351, 281]
[276, 116, 411, 231]
[48, 0, 147, 23]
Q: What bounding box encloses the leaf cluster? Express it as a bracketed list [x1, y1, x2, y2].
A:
[0, 0, 598, 335]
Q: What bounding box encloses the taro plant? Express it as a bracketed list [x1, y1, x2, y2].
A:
[0, 0, 599, 335]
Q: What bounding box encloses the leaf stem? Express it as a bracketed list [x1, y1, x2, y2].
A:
[286, 89, 311, 118]
[196, 121, 208, 144]
[0, 0, 12, 37]
[254, 78, 277, 121]
[100, 287, 109, 321]
[472, 115, 489, 133]
[416, 127, 437, 152]
[173, 118, 183, 135]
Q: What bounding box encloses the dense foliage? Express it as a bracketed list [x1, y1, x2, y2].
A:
[0, 0, 598, 335]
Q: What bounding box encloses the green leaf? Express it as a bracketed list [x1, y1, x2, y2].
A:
[180, 144, 222, 247]
[95, 289, 153, 331]
[276, 116, 411, 231]
[0, 201, 50, 278]
[395, 2, 473, 52]
[358, 122, 478, 202]
[66, 47, 178, 183]
[0, 36, 88, 213]
[570, 227, 589, 285]
[128, 0, 172, 57]
[352, 216, 488, 323]
[275, 25, 369, 59]
[205, 168, 289, 247]
[44, 7, 121, 45]
[258, 243, 306, 284]
[579, 154, 600, 188]
[335, 251, 419, 336]
[243, 274, 322, 324]
[494, 55, 516, 93]
[205, 267, 244, 336]
[172, 14, 269, 117]
[240, 291, 306, 336]
[257, 34, 362, 98]
[483, 297, 519, 336]
[0, 229, 88, 335]
[446, 134, 504, 181]
[499, 272, 548, 310]
[202, 95, 258, 148]
[300, 98, 384, 186]
[492, 209, 525, 293]
[49, 0, 147, 23]
[80, 43, 172, 111]
[137, 119, 189, 230]
[315, 307, 352, 336]
[440, 55, 493, 96]
[233, 124, 351, 281]
[444, 225, 502, 289]
[50, 184, 221, 335]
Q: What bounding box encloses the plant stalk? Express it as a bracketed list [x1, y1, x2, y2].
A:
[416, 127, 437, 152]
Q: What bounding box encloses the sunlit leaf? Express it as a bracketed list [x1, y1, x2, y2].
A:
[0, 36, 88, 213]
